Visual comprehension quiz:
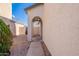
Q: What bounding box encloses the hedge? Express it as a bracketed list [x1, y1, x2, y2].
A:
[0, 19, 12, 56]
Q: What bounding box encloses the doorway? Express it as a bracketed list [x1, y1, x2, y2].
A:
[32, 16, 42, 41]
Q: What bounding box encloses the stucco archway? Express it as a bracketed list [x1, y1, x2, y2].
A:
[32, 16, 42, 40]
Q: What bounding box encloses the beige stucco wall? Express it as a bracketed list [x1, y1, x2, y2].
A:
[27, 4, 44, 41]
[15, 23, 26, 35]
[27, 3, 79, 55]
[43, 3, 79, 55]
[0, 3, 12, 19]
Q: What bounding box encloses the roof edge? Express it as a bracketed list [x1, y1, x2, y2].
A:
[24, 3, 44, 11]
[0, 16, 27, 26]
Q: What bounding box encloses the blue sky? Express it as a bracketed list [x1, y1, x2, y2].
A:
[12, 3, 33, 26]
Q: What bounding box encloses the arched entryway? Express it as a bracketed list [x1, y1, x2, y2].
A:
[32, 16, 42, 41]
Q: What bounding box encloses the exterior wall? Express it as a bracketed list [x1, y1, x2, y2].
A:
[27, 4, 44, 41]
[0, 16, 16, 36]
[43, 3, 79, 55]
[15, 23, 26, 35]
[19, 27, 26, 35]
[0, 3, 12, 19]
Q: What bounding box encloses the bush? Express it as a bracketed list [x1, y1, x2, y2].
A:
[0, 19, 12, 56]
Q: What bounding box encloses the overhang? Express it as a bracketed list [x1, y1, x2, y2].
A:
[24, 3, 44, 11]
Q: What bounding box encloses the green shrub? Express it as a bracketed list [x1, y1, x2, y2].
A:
[0, 19, 12, 56]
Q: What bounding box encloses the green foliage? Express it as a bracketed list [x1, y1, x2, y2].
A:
[0, 19, 12, 56]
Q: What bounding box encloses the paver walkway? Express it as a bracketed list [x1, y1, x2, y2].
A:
[10, 35, 29, 56]
[27, 36, 45, 56]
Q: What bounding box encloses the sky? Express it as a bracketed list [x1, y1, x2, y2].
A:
[12, 3, 33, 26]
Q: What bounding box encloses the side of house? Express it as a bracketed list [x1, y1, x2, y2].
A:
[15, 23, 26, 36]
[43, 3, 79, 56]
[26, 3, 44, 41]
[0, 3, 15, 36]
[26, 3, 79, 56]
[0, 3, 12, 19]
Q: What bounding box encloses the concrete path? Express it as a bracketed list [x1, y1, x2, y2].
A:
[10, 35, 29, 56]
[10, 35, 44, 56]
[27, 36, 45, 56]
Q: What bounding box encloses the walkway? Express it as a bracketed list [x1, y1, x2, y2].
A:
[10, 35, 45, 56]
[27, 36, 45, 56]
[10, 35, 30, 56]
